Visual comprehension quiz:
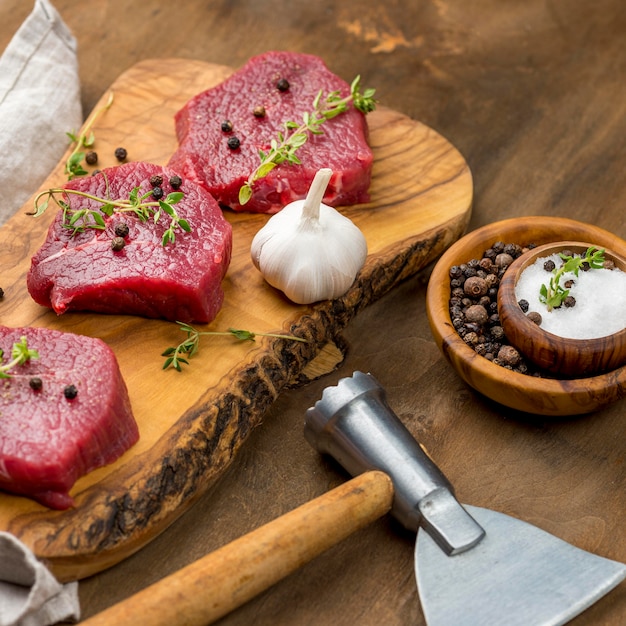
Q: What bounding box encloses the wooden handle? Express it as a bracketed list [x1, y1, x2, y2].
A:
[81, 470, 394, 626]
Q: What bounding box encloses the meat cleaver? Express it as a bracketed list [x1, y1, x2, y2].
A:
[84, 371, 625, 626]
[304, 371, 626, 625]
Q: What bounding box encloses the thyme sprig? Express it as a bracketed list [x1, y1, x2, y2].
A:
[162, 322, 307, 371]
[30, 182, 189, 247]
[239, 76, 377, 205]
[0, 337, 39, 379]
[65, 92, 114, 180]
[539, 246, 605, 311]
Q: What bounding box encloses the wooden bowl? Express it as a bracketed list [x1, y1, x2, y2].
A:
[426, 216, 626, 416]
[498, 241, 626, 377]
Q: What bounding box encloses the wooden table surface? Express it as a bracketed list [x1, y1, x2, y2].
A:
[2, 1, 626, 624]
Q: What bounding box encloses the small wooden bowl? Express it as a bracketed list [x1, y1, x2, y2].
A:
[426, 216, 626, 416]
[498, 241, 626, 377]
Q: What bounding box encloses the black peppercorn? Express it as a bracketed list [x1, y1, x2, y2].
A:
[276, 78, 290, 91]
[227, 136, 241, 150]
[150, 174, 163, 187]
[169, 175, 182, 189]
[452, 317, 465, 330]
[463, 332, 479, 346]
[490, 326, 505, 341]
[85, 151, 98, 165]
[111, 236, 125, 251]
[503, 243, 521, 257]
[465, 322, 483, 335]
[114, 222, 129, 238]
[518, 299, 529, 313]
[221, 120, 233, 132]
[543, 259, 556, 272]
[64, 384, 78, 400]
[485, 274, 499, 288]
[450, 305, 463, 319]
[447, 240, 546, 379]
[152, 186, 164, 200]
[479, 257, 493, 271]
[29, 377, 43, 391]
[114, 147, 128, 162]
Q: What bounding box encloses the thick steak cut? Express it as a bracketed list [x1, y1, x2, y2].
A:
[168, 51, 373, 213]
[0, 326, 138, 509]
[27, 162, 232, 323]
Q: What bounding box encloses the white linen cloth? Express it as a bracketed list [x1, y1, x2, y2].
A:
[0, 2, 82, 623]
[0, 532, 79, 626]
[0, 0, 82, 226]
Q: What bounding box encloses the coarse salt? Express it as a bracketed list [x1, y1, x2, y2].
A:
[514, 253, 626, 339]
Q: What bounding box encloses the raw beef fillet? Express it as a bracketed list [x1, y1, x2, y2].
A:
[168, 50, 374, 213]
[27, 162, 232, 323]
[0, 325, 138, 509]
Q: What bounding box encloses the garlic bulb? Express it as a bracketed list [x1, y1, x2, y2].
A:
[250, 168, 368, 304]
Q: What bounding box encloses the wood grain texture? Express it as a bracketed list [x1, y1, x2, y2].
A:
[2, 1, 625, 624]
[81, 471, 394, 626]
[0, 58, 471, 581]
[426, 218, 626, 416]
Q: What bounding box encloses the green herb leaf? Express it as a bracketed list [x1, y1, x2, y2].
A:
[0, 336, 39, 379]
[238, 76, 377, 204]
[539, 247, 606, 311]
[227, 328, 257, 341]
[30, 172, 191, 247]
[165, 192, 184, 204]
[238, 184, 253, 206]
[64, 92, 114, 180]
[162, 322, 308, 371]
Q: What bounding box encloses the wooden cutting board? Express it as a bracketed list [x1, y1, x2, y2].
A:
[0, 58, 472, 582]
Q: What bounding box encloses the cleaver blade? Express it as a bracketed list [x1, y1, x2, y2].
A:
[416, 503, 626, 626]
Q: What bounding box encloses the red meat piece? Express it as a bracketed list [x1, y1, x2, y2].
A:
[27, 162, 232, 323]
[168, 51, 373, 213]
[0, 326, 138, 509]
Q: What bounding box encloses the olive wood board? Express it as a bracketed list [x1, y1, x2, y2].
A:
[0, 58, 472, 582]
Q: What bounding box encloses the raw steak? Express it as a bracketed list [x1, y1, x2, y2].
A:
[168, 51, 374, 213]
[27, 162, 232, 323]
[0, 325, 138, 509]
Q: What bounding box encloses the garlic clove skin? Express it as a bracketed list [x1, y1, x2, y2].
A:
[251, 167, 368, 305]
